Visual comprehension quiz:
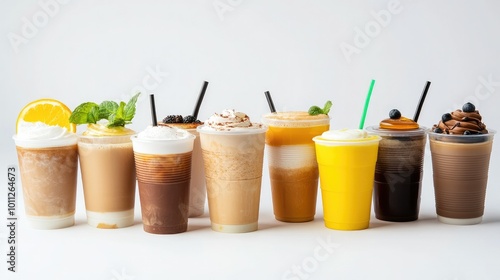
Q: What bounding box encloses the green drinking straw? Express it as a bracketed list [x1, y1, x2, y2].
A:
[359, 79, 376, 129]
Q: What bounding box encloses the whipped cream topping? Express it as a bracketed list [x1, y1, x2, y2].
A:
[202, 109, 263, 131]
[321, 129, 368, 140]
[14, 121, 77, 148]
[137, 125, 191, 140]
[16, 121, 75, 140]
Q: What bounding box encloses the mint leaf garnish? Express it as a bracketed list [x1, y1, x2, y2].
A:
[308, 106, 323, 116]
[123, 93, 140, 121]
[88, 105, 100, 124]
[308, 100, 333, 116]
[323, 101, 332, 115]
[99, 101, 118, 119]
[69, 93, 141, 127]
[69, 102, 99, 124]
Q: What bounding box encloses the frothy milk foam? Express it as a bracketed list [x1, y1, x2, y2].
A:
[132, 126, 195, 154]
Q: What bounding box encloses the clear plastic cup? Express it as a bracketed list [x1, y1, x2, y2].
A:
[366, 126, 427, 222]
[262, 112, 330, 222]
[78, 133, 136, 228]
[428, 130, 496, 225]
[197, 125, 267, 233]
[313, 134, 381, 230]
[13, 135, 78, 229]
[132, 133, 195, 234]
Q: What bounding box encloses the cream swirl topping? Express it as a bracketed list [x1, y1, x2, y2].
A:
[433, 108, 488, 135]
[204, 109, 262, 131]
[16, 121, 76, 140]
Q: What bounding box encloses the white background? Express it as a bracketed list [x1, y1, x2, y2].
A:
[1, 0, 500, 279]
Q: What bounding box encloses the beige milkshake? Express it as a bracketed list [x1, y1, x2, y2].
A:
[69, 93, 140, 228]
[14, 121, 78, 229]
[78, 125, 136, 228]
[198, 109, 267, 233]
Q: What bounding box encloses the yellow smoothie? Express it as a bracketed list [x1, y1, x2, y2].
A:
[314, 129, 380, 230]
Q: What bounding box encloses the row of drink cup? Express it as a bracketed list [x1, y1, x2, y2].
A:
[14, 112, 495, 233]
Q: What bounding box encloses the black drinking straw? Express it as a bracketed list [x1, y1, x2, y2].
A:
[264, 91, 276, 113]
[149, 94, 158, 126]
[193, 81, 209, 120]
[413, 81, 431, 122]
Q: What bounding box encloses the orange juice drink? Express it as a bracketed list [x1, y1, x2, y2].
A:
[314, 129, 381, 230]
[262, 112, 330, 222]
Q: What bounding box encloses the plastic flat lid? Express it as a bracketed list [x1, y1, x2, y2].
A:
[365, 126, 427, 137]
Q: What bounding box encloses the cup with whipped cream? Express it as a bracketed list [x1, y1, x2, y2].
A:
[313, 129, 381, 230]
[13, 121, 78, 229]
[132, 125, 195, 234]
[78, 124, 137, 228]
[197, 109, 267, 233]
[429, 102, 495, 225]
[366, 109, 427, 222]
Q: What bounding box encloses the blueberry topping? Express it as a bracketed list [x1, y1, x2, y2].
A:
[434, 127, 443, 133]
[464, 130, 481, 135]
[462, 102, 476, 113]
[442, 113, 452, 122]
[183, 115, 197, 123]
[389, 109, 401, 119]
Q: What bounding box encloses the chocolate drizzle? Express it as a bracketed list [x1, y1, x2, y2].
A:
[433, 109, 488, 135]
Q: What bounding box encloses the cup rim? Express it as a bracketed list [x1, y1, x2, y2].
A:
[428, 129, 496, 143]
[77, 133, 136, 139]
[313, 134, 381, 146]
[365, 125, 428, 136]
[130, 133, 196, 143]
[428, 128, 496, 137]
[197, 124, 268, 135]
[262, 112, 331, 126]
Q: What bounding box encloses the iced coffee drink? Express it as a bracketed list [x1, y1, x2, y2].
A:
[262, 112, 330, 222]
[14, 122, 78, 229]
[160, 114, 206, 218]
[13, 98, 78, 229]
[78, 124, 136, 228]
[366, 109, 426, 222]
[132, 125, 195, 234]
[429, 102, 495, 225]
[198, 109, 267, 233]
[70, 93, 140, 228]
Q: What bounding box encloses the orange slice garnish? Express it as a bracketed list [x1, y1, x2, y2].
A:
[16, 98, 76, 133]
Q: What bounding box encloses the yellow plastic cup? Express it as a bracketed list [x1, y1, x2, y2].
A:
[313, 133, 381, 230]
